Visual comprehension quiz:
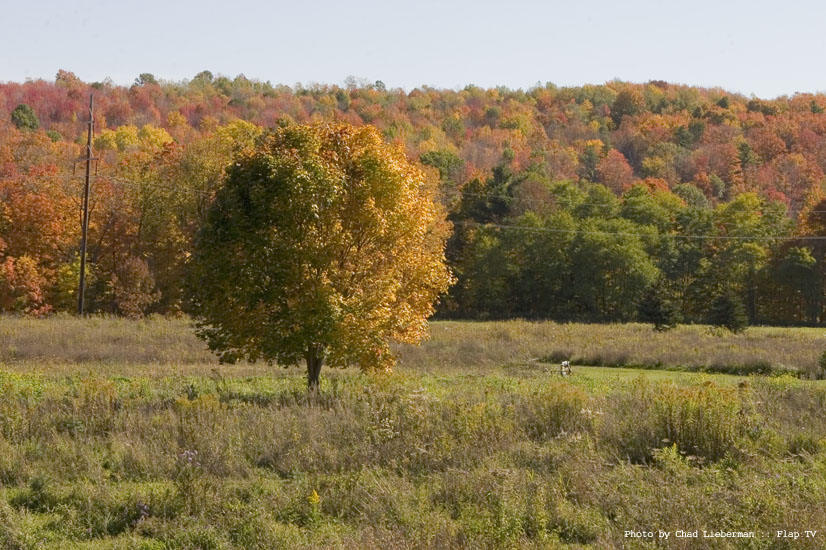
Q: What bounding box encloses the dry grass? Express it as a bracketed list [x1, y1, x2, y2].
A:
[2, 316, 823, 378]
[0, 314, 215, 365]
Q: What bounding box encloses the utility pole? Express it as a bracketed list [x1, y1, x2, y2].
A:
[77, 94, 94, 316]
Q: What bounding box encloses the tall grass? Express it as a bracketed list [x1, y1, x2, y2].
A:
[1, 315, 824, 376]
[0, 317, 825, 547]
[0, 367, 823, 547]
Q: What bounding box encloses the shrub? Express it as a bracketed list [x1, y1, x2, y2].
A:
[550, 498, 604, 545]
[10, 475, 60, 512]
[109, 256, 161, 319]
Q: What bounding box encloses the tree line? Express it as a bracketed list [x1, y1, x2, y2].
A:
[444, 164, 826, 327]
[2, 71, 826, 325]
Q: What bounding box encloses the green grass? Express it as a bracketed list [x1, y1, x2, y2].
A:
[566, 365, 746, 384]
[0, 316, 825, 548]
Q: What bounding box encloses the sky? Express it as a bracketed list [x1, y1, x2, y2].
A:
[2, 0, 825, 98]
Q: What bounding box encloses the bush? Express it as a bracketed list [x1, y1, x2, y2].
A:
[110, 256, 161, 319]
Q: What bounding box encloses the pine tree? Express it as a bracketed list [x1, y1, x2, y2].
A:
[638, 280, 678, 331]
[10, 104, 38, 130]
[707, 291, 748, 333]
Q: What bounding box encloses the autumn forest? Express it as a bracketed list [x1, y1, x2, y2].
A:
[4, 70, 826, 326]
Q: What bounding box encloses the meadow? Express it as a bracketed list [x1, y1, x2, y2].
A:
[0, 316, 825, 549]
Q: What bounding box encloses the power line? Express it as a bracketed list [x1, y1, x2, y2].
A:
[5, 174, 826, 233]
[452, 220, 826, 241]
[0, 173, 214, 198]
[3, 173, 826, 240]
[456, 191, 822, 215]
[5, 173, 826, 215]
[100, 176, 214, 198]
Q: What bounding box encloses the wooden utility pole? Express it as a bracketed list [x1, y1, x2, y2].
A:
[77, 94, 94, 316]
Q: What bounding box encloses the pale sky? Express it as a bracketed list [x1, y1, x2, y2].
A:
[2, 0, 824, 98]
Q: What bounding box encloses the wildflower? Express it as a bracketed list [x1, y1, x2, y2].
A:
[178, 449, 201, 467]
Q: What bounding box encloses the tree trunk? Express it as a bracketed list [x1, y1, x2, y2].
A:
[746, 277, 758, 324]
[306, 344, 324, 393]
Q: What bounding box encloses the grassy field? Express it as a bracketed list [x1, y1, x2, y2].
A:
[3, 315, 826, 376]
[0, 317, 825, 548]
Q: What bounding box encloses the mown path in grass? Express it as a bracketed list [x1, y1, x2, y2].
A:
[538, 363, 823, 389]
[564, 364, 748, 384]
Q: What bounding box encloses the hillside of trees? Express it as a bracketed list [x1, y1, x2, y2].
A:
[3, 70, 826, 325]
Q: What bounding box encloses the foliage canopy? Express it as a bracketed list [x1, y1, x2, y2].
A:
[6, 74, 826, 326]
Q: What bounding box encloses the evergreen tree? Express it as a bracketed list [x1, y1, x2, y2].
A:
[638, 280, 679, 331]
[11, 104, 38, 130]
[707, 291, 748, 333]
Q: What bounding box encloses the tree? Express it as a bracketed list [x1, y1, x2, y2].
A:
[187, 123, 454, 391]
[193, 70, 214, 83]
[672, 184, 708, 209]
[508, 212, 577, 319]
[611, 89, 643, 127]
[55, 70, 81, 88]
[597, 149, 634, 193]
[706, 194, 789, 323]
[11, 104, 39, 130]
[569, 218, 659, 321]
[420, 150, 464, 185]
[578, 143, 600, 183]
[135, 73, 158, 86]
[637, 279, 678, 331]
[454, 164, 513, 223]
[109, 256, 160, 318]
[707, 291, 748, 333]
[772, 246, 818, 324]
[792, 199, 826, 323]
[455, 228, 511, 318]
[0, 254, 48, 314]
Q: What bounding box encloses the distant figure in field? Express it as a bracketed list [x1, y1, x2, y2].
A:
[560, 360, 572, 376]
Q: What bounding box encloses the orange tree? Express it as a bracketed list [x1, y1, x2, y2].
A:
[187, 122, 454, 391]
